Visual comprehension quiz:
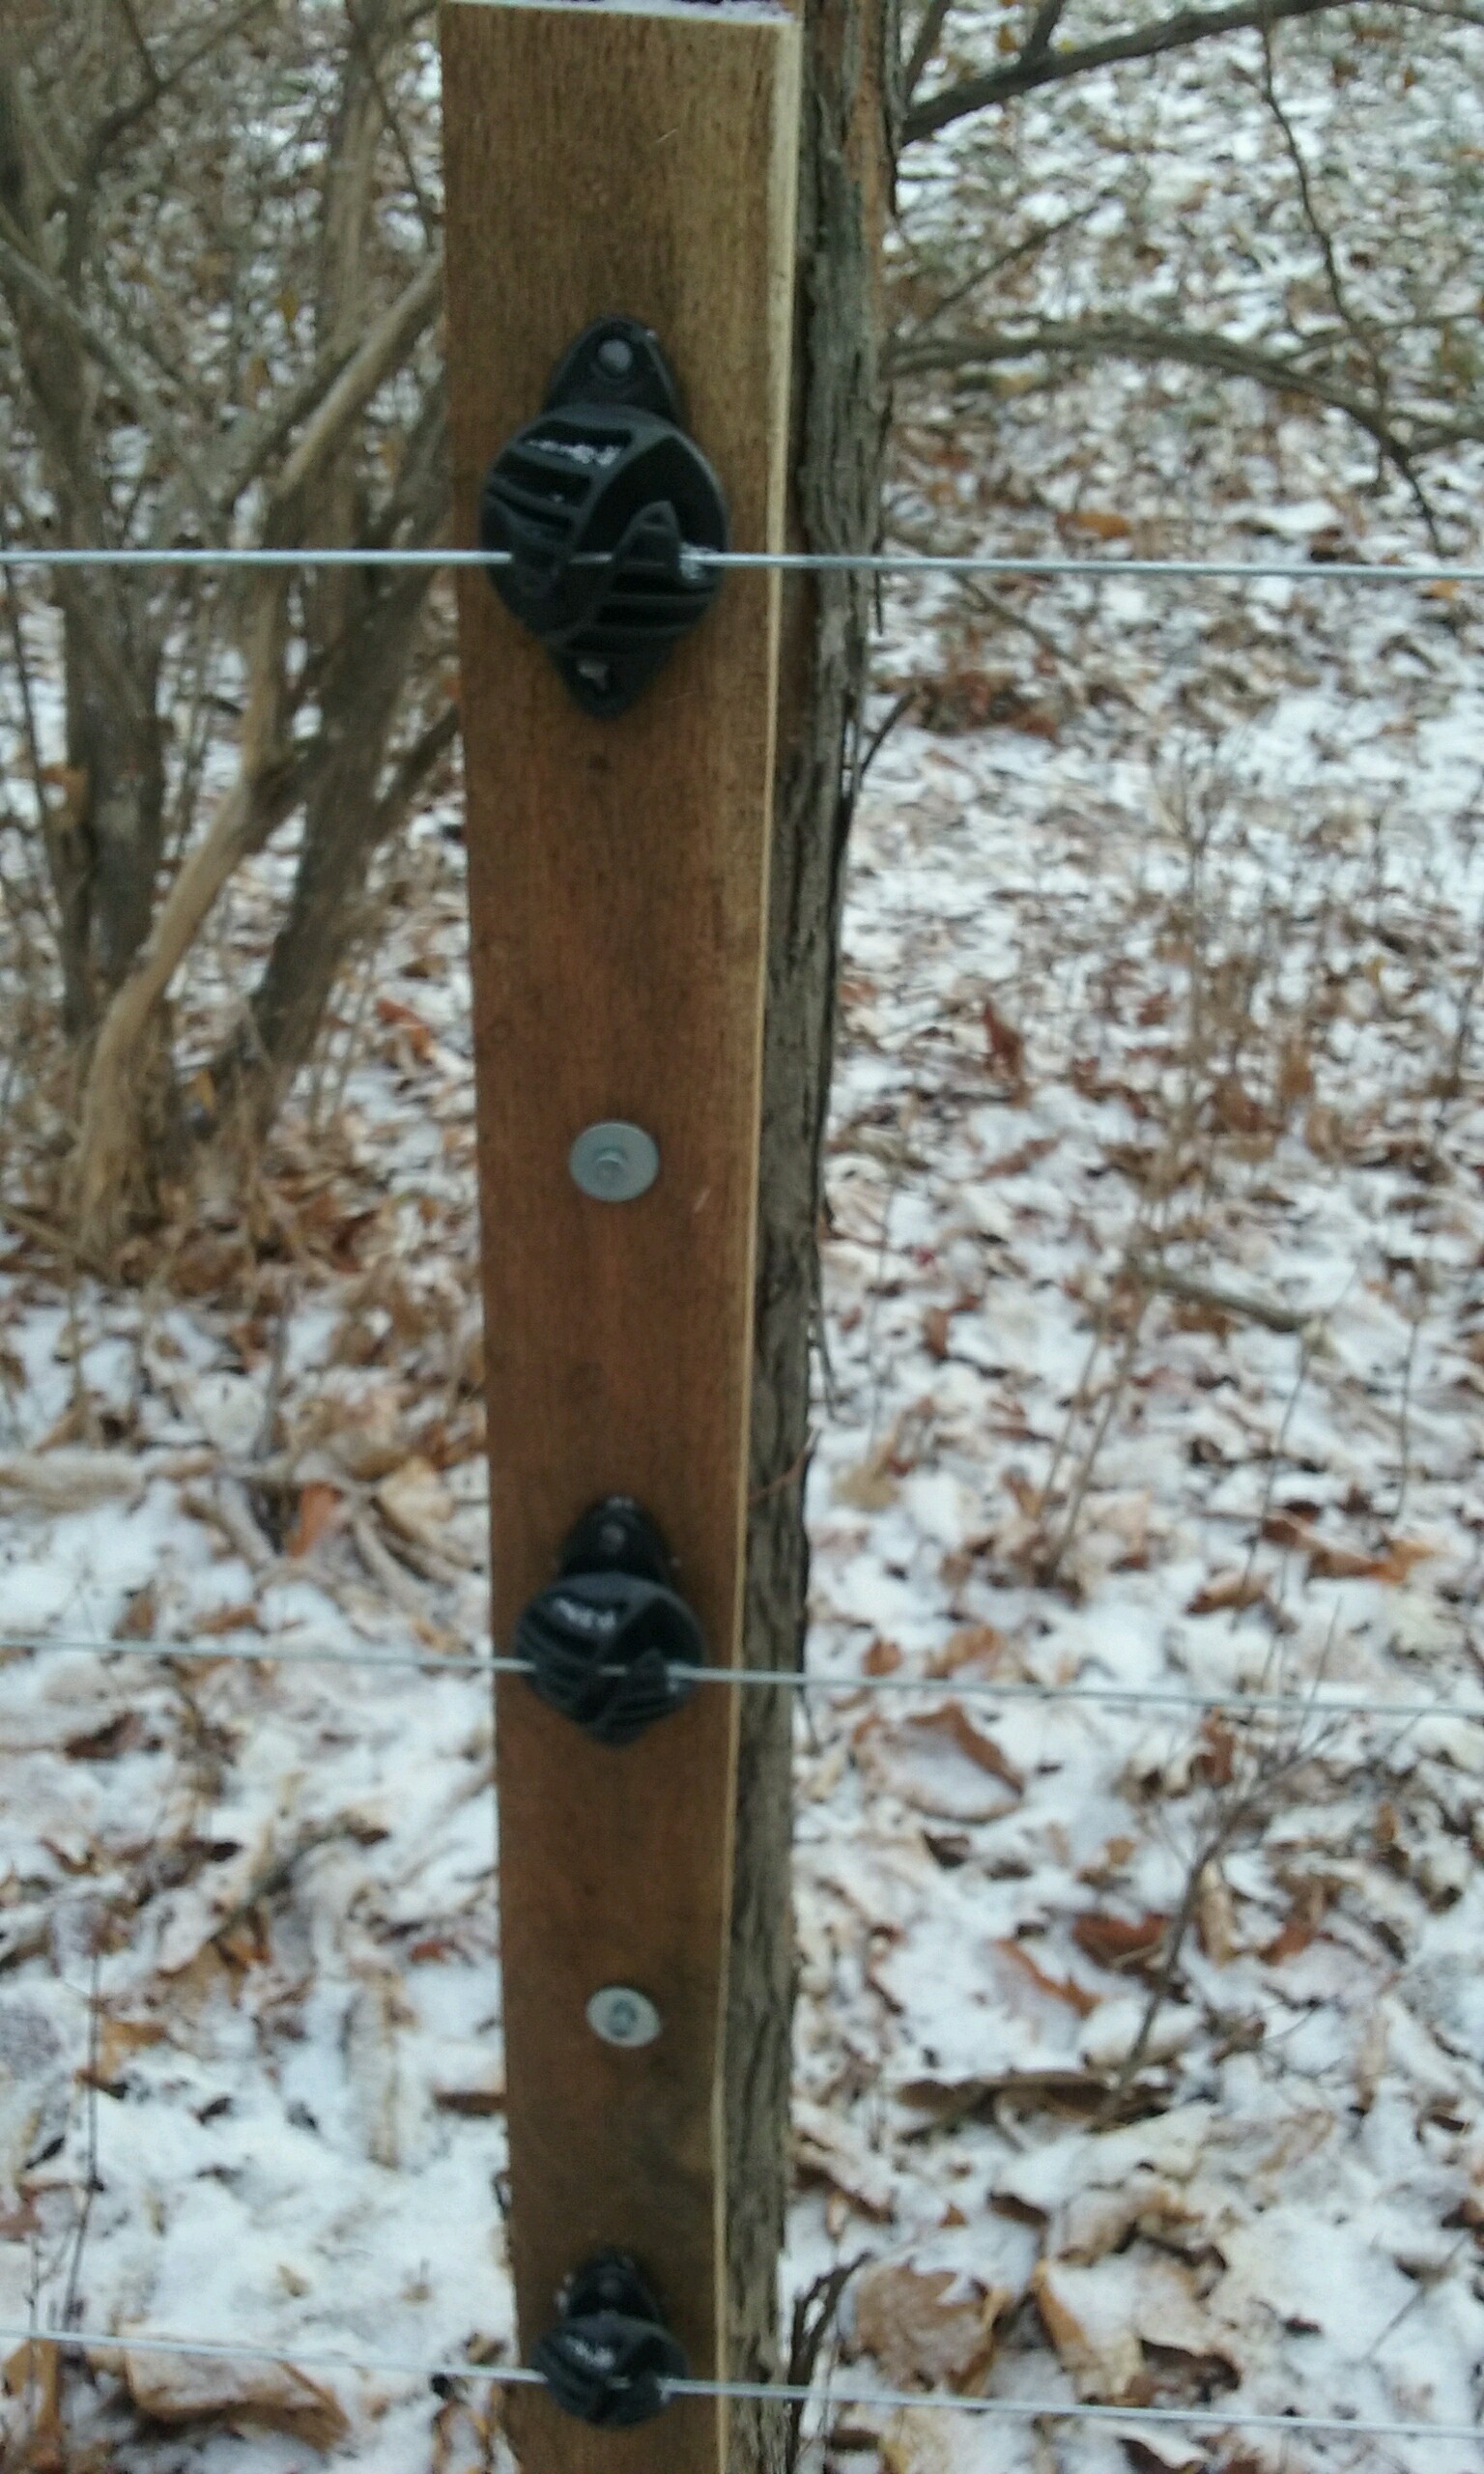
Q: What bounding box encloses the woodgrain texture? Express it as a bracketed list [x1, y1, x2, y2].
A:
[439, 7, 800, 2470]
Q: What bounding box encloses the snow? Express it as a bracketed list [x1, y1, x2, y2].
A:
[5, 0, 1484, 2464]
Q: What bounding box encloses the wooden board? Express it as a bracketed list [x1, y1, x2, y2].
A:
[439, 7, 800, 2469]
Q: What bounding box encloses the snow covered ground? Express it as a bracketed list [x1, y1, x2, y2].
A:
[3, 4, 1484, 2467]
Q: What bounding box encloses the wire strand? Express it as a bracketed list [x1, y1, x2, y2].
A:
[2, 2322, 1478, 2443]
[2, 544, 1483, 584]
[3, 1629, 1479, 1725]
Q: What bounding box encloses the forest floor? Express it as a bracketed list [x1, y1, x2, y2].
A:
[3, 3, 1484, 2469]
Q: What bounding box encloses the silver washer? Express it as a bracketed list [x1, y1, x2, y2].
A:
[569, 1121, 659, 1203]
[586, 1985, 662, 2049]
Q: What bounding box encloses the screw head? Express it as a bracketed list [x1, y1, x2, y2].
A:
[569, 1121, 659, 1203]
[586, 1985, 662, 2048]
[596, 335, 636, 378]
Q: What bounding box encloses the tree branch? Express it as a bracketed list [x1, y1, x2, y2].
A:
[887, 311, 1484, 469]
[904, 0, 1362, 142]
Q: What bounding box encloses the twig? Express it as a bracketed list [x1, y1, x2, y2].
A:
[1129, 1251, 1313, 1335]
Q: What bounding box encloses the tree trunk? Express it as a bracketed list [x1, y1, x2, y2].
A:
[726, 0, 896, 2462]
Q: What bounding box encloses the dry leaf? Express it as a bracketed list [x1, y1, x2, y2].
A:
[80, 2014, 168, 2088]
[376, 994, 435, 1062]
[1060, 508, 1133, 540]
[0, 1450, 143, 1509]
[287, 1481, 345, 1557]
[794, 2099, 898, 2220]
[982, 997, 1027, 1091]
[1195, 1866, 1239, 1964]
[994, 1937, 1098, 2018]
[853, 2261, 1011, 2391]
[928, 1624, 1005, 1679]
[122, 2349, 348, 2448]
[1032, 2257, 1144, 2400]
[1184, 1570, 1269, 1617]
[1072, 1912, 1169, 1974]
[923, 1305, 954, 1360]
[374, 1455, 454, 1548]
[864, 1636, 904, 1676]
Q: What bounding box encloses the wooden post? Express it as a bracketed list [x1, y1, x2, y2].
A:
[439, 7, 800, 2471]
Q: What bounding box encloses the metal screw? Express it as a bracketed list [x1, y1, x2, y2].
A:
[586, 1985, 662, 2048]
[596, 336, 636, 378]
[569, 1121, 659, 1202]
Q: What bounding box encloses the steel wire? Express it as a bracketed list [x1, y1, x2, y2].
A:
[2, 543, 1483, 584]
[2, 1628, 1479, 1726]
[0, 2321, 1478, 2444]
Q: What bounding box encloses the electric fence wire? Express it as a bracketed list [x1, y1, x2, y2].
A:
[2, 1627, 1481, 1726]
[0, 2320, 1480, 2444]
[3, 543, 1484, 584]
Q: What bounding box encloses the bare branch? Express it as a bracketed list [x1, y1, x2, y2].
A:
[903, 0, 958, 105]
[904, 0, 1362, 143]
[0, 217, 216, 531]
[888, 311, 1484, 470]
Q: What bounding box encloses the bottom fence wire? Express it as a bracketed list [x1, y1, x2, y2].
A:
[0, 2322, 1479, 2446]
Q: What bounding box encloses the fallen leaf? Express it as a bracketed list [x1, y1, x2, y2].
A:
[0, 1450, 143, 1509]
[852, 2260, 1012, 2391]
[287, 1481, 345, 1557]
[864, 1636, 903, 1676]
[376, 994, 435, 1062]
[113, 1585, 158, 1639]
[994, 1938, 1098, 2018]
[1261, 1879, 1329, 1964]
[982, 997, 1027, 1091]
[80, 2014, 168, 2088]
[923, 1305, 954, 1360]
[122, 2349, 348, 2448]
[1060, 508, 1133, 540]
[928, 1623, 1005, 1679]
[1072, 1912, 1169, 1974]
[374, 1455, 454, 1549]
[1184, 1571, 1269, 1617]
[64, 1712, 143, 1762]
[794, 2099, 898, 2220]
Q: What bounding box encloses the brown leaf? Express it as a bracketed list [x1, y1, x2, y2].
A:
[907, 1704, 1023, 1789]
[197, 1603, 262, 1637]
[982, 997, 1027, 1091]
[864, 1636, 903, 1676]
[1071, 1912, 1169, 1974]
[923, 1306, 954, 1361]
[1211, 1075, 1270, 1137]
[1184, 1571, 1268, 1617]
[1060, 508, 1133, 541]
[376, 994, 435, 1062]
[374, 1454, 454, 1549]
[1261, 1879, 1329, 1964]
[1261, 1511, 1436, 1584]
[994, 1938, 1098, 2018]
[123, 2350, 348, 2448]
[286, 1481, 345, 1557]
[928, 1623, 1005, 1679]
[113, 1584, 158, 1639]
[80, 2014, 168, 2088]
[64, 1712, 143, 1762]
[1274, 1034, 1315, 1113]
[853, 2261, 1011, 2392]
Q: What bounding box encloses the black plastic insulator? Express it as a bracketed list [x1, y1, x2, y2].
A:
[479, 313, 728, 717]
[516, 1495, 703, 1747]
[531, 2252, 687, 2429]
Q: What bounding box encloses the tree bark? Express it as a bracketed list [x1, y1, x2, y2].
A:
[726, 0, 896, 2462]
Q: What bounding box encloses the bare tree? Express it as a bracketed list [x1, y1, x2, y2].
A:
[0, 0, 448, 1249]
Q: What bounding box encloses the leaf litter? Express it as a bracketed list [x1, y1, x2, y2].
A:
[5, 2, 1484, 2467]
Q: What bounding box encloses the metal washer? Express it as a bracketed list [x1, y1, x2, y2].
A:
[586, 1985, 663, 2049]
[569, 1121, 659, 1202]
